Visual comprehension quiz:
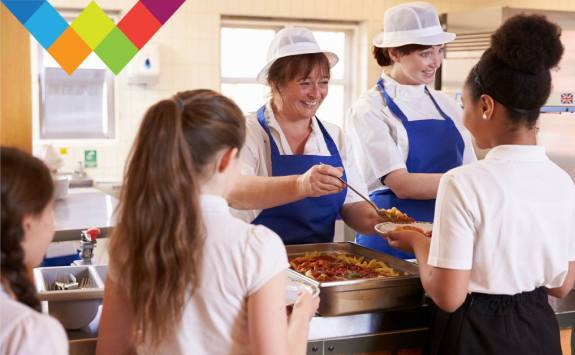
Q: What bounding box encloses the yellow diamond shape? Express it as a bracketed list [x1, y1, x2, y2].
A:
[70, 1, 115, 50]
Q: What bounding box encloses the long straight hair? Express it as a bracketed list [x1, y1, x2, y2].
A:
[1, 147, 54, 311]
[108, 89, 246, 347]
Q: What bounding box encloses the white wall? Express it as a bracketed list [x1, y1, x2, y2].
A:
[37, 0, 575, 181]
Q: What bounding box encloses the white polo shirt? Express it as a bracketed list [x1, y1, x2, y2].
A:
[235, 101, 367, 223]
[345, 72, 476, 193]
[138, 194, 289, 355]
[428, 145, 575, 295]
[0, 286, 68, 355]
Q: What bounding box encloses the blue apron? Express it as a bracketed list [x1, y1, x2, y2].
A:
[356, 78, 465, 258]
[251, 106, 347, 245]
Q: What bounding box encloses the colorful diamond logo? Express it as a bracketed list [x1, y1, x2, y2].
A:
[70, 1, 115, 50]
[1, 0, 185, 75]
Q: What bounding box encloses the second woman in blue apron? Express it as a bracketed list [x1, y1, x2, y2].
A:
[345, 2, 476, 258]
[229, 27, 387, 244]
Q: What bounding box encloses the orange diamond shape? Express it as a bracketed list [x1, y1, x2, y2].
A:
[48, 27, 92, 74]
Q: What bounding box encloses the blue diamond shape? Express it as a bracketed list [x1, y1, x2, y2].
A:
[24, 1, 68, 49]
[2, 1, 46, 24]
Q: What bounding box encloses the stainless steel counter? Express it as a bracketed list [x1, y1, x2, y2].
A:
[65, 290, 575, 355]
[54, 188, 117, 242]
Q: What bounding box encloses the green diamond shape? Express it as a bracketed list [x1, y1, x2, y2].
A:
[71, 1, 115, 49]
[94, 27, 138, 75]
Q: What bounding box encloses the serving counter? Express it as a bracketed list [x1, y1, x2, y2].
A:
[65, 290, 575, 355]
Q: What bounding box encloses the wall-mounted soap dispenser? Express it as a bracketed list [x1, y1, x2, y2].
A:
[127, 44, 160, 86]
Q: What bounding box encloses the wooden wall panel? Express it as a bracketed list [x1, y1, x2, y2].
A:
[0, 3, 32, 153]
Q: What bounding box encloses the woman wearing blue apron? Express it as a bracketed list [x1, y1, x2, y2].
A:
[345, 2, 476, 258]
[228, 27, 387, 244]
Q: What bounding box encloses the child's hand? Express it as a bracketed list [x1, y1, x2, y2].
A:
[292, 289, 319, 321]
[384, 230, 424, 253]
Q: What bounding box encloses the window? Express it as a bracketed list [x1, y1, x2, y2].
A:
[220, 19, 356, 128]
[36, 12, 115, 139]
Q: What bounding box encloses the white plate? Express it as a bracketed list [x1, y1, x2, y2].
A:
[374, 222, 433, 235]
[286, 274, 320, 306]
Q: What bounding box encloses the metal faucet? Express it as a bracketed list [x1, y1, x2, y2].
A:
[74, 227, 100, 265]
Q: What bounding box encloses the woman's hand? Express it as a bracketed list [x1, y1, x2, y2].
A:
[292, 290, 319, 321]
[296, 164, 345, 197]
[381, 229, 427, 253]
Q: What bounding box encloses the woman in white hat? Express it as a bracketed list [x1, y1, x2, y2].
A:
[346, 2, 476, 258]
[229, 27, 386, 245]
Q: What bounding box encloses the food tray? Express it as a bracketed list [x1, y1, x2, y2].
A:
[286, 269, 320, 305]
[286, 242, 424, 316]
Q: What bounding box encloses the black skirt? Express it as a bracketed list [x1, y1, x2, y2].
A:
[427, 287, 561, 355]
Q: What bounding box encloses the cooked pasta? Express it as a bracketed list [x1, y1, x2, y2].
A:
[289, 252, 401, 282]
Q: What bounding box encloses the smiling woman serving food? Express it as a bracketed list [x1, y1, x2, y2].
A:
[345, 2, 476, 258]
[228, 27, 389, 244]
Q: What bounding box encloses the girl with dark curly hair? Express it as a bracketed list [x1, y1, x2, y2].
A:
[383, 14, 575, 354]
[0, 146, 68, 354]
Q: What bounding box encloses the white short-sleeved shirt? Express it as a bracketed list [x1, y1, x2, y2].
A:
[345, 73, 477, 193]
[0, 286, 68, 355]
[141, 194, 289, 355]
[428, 145, 575, 295]
[234, 101, 367, 223]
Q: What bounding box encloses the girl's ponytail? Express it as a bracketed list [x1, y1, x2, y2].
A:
[109, 89, 245, 347]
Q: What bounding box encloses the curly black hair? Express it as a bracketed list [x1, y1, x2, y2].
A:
[465, 14, 564, 128]
[1, 147, 54, 311]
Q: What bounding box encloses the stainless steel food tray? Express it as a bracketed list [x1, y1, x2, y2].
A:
[286, 242, 424, 316]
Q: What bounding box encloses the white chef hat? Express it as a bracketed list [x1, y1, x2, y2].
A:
[256, 27, 339, 84]
[372, 2, 455, 48]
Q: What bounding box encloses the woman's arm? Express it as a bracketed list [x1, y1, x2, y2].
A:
[96, 278, 136, 355]
[387, 230, 470, 312]
[248, 272, 318, 355]
[546, 261, 575, 298]
[383, 168, 442, 200]
[228, 165, 345, 210]
[340, 201, 386, 235]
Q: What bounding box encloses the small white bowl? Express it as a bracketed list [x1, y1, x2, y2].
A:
[374, 222, 433, 235]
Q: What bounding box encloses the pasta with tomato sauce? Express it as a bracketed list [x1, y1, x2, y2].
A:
[289, 252, 402, 282]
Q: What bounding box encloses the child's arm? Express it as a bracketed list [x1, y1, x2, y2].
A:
[546, 261, 575, 298]
[247, 272, 318, 355]
[96, 278, 136, 355]
[387, 230, 470, 312]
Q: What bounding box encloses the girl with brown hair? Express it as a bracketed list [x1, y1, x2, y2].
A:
[96, 89, 318, 355]
[0, 147, 68, 354]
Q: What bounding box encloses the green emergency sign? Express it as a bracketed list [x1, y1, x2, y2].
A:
[84, 150, 97, 168]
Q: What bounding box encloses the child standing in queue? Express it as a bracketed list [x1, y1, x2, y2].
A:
[384, 15, 575, 355]
[1, 147, 68, 354]
[96, 90, 318, 355]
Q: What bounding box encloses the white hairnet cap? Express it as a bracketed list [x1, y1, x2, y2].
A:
[256, 27, 339, 84]
[372, 1, 455, 48]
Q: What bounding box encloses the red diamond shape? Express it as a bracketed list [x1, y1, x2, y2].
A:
[117, 2, 162, 49]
